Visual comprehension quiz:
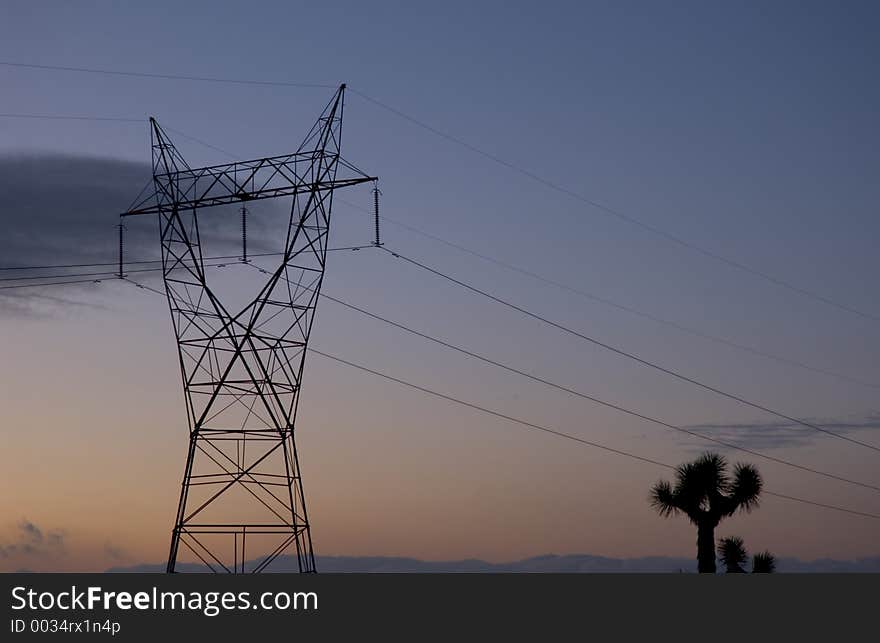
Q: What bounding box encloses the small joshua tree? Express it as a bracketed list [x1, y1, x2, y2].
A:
[718, 536, 748, 573]
[718, 536, 776, 573]
[751, 551, 776, 573]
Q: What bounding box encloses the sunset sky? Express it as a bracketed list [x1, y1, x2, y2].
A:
[1, 1, 879, 572]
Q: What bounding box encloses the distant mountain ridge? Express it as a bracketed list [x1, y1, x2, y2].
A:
[107, 553, 880, 573]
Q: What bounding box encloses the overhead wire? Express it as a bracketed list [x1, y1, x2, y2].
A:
[120, 274, 880, 522]
[335, 200, 880, 390]
[0, 277, 110, 291]
[0, 60, 334, 89]
[4, 69, 877, 524]
[310, 347, 880, 522]
[1, 58, 877, 322]
[2, 108, 875, 389]
[346, 88, 880, 324]
[309, 282, 880, 493]
[247, 261, 880, 495]
[0, 247, 371, 278]
[380, 246, 880, 453]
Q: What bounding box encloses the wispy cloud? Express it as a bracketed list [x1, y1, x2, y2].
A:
[103, 542, 129, 562]
[0, 519, 65, 560]
[682, 414, 880, 450]
[0, 289, 112, 319]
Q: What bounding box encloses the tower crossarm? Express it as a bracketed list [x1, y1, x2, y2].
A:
[122, 153, 375, 216]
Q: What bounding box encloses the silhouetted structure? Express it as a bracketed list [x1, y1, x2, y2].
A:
[122, 85, 376, 573]
[650, 452, 762, 573]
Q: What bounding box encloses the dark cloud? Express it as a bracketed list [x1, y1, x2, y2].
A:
[0, 153, 151, 315]
[0, 519, 65, 560]
[682, 413, 880, 450]
[0, 153, 274, 314]
[0, 153, 153, 267]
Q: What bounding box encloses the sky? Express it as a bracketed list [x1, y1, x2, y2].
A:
[1, 0, 879, 572]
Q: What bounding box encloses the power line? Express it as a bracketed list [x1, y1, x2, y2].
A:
[0, 247, 371, 275]
[1, 258, 146, 271]
[0, 109, 880, 490]
[0, 112, 142, 122]
[124, 274, 880, 522]
[5, 108, 874, 388]
[22, 253, 874, 496]
[0, 261, 224, 290]
[2, 263, 226, 283]
[254, 258, 880, 496]
[13, 79, 874, 547]
[0, 278, 109, 291]
[164, 126, 241, 158]
[762, 490, 880, 520]
[4, 60, 876, 322]
[122, 277, 164, 297]
[1, 259, 236, 289]
[348, 89, 880, 324]
[0, 266, 165, 282]
[381, 247, 880, 454]
[308, 347, 880, 522]
[8, 96, 880, 492]
[335, 200, 880, 391]
[306, 279, 880, 494]
[0, 60, 334, 89]
[1, 247, 370, 289]
[312, 348, 672, 469]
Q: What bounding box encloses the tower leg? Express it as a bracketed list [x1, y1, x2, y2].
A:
[166, 428, 315, 573]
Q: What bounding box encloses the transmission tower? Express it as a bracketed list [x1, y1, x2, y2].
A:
[122, 85, 376, 573]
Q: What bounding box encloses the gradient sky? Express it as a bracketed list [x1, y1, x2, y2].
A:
[1, 0, 879, 571]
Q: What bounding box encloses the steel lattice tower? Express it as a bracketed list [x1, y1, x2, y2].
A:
[123, 85, 376, 572]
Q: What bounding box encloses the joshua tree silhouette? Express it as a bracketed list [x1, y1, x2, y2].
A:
[718, 536, 749, 573]
[751, 551, 777, 573]
[718, 536, 776, 573]
[650, 452, 762, 573]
